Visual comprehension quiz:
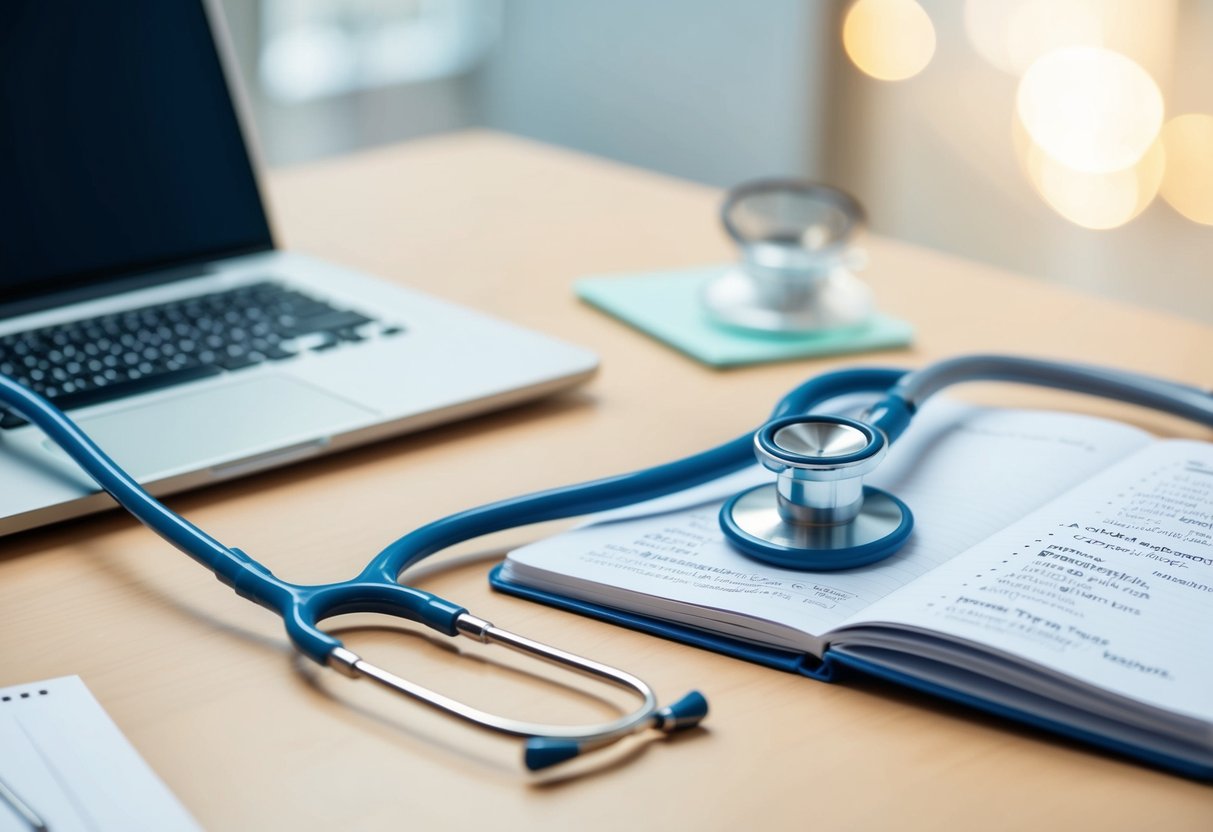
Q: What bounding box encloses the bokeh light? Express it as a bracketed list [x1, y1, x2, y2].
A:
[964, 0, 1103, 76]
[842, 0, 936, 82]
[1014, 118, 1165, 230]
[1158, 114, 1213, 226]
[1017, 47, 1164, 175]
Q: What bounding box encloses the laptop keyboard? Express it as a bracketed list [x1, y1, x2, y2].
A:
[0, 281, 401, 429]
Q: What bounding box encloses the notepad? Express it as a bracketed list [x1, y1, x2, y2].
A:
[575, 266, 913, 367]
[494, 401, 1213, 778]
[0, 676, 199, 832]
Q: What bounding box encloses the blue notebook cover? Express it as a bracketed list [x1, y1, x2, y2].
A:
[488, 563, 1213, 781]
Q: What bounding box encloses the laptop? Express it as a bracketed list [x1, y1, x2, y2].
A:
[0, 0, 597, 536]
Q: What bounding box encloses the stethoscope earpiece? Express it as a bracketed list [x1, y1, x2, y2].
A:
[720, 415, 914, 569]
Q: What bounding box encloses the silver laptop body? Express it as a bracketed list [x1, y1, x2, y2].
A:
[0, 1, 596, 536]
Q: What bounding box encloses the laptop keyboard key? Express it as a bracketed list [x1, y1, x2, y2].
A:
[0, 281, 396, 430]
[0, 364, 225, 429]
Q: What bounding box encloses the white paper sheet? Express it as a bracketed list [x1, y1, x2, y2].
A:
[852, 440, 1213, 724]
[0, 676, 199, 832]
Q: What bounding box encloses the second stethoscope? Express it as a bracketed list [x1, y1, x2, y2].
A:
[702, 178, 873, 334]
[1, 354, 1210, 771]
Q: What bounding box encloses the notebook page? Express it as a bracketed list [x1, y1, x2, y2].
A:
[0, 676, 200, 832]
[504, 402, 1150, 646]
[845, 441, 1213, 722]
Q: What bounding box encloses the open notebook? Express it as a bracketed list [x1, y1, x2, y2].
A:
[492, 400, 1213, 778]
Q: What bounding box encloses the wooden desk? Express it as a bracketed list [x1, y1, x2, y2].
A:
[2, 131, 1210, 829]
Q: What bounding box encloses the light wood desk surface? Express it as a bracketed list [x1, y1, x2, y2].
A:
[2, 131, 1210, 829]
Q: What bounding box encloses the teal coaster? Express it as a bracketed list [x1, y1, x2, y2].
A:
[576, 266, 913, 368]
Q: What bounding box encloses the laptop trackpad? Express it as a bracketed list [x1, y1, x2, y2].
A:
[42, 376, 377, 480]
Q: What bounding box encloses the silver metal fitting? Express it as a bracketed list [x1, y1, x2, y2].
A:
[327, 646, 362, 678]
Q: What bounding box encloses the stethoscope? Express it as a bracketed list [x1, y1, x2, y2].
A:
[702, 179, 874, 334]
[2, 355, 1211, 771]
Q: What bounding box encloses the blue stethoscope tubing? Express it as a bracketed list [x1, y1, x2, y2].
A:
[718, 356, 1213, 570]
[3, 355, 1210, 769]
[0, 362, 899, 770]
[0, 365, 899, 662]
[5, 356, 1211, 659]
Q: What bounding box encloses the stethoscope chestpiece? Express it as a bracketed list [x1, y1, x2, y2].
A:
[754, 415, 885, 525]
[721, 415, 913, 570]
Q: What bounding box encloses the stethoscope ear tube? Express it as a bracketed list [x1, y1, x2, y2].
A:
[328, 613, 709, 772]
[891, 355, 1213, 428]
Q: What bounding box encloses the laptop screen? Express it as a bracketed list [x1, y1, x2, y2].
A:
[0, 1, 273, 310]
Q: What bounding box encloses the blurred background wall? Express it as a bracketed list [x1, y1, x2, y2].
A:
[217, 0, 1212, 325]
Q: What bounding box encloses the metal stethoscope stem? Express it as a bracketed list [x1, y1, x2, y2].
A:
[328, 613, 706, 770]
[754, 416, 886, 526]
